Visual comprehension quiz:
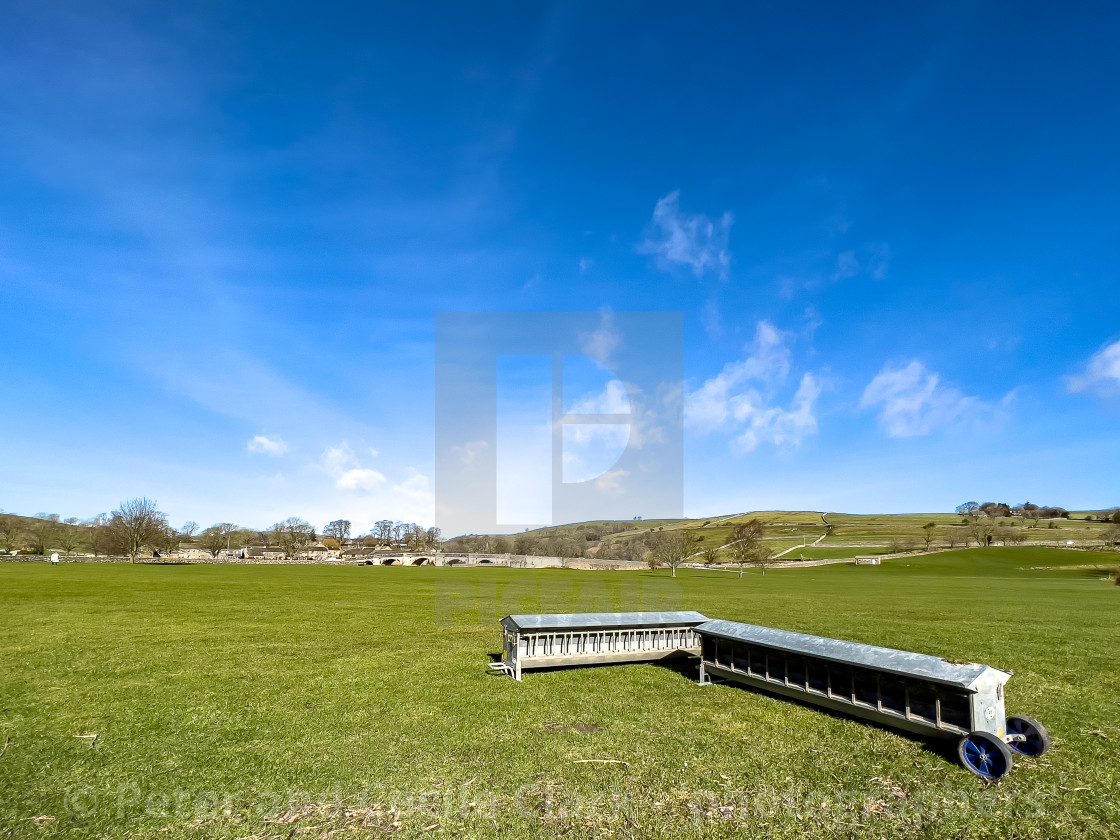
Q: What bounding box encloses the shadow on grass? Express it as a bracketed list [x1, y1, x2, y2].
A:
[702, 673, 966, 768]
[488, 651, 965, 769]
[1074, 568, 1120, 582]
[484, 651, 701, 681]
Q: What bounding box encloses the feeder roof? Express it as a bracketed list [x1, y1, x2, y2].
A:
[501, 611, 708, 633]
[696, 619, 1010, 691]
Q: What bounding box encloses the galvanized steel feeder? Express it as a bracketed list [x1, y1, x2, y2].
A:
[494, 612, 1050, 780]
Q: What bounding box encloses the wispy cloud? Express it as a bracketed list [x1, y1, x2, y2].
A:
[247, 435, 288, 456]
[320, 442, 386, 492]
[861, 361, 1009, 436]
[452, 440, 489, 468]
[686, 322, 822, 452]
[593, 468, 629, 495]
[831, 242, 890, 282]
[562, 379, 631, 481]
[392, 469, 433, 505]
[700, 298, 724, 339]
[578, 312, 620, 363]
[1068, 339, 1120, 397]
[687, 323, 790, 433]
[638, 190, 733, 279]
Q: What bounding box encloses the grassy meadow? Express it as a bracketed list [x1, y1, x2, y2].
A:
[1, 547, 1118, 839]
[589, 510, 1120, 562]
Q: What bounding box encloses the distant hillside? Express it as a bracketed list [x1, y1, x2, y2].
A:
[0, 512, 88, 555]
[443, 508, 1120, 563]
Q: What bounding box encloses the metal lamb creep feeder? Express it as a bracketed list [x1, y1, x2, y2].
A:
[493, 612, 1050, 780]
[491, 611, 709, 681]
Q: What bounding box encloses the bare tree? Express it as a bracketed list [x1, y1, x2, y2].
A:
[967, 518, 994, 548]
[56, 522, 85, 555]
[939, 527, 960, 549]
[652, 530, 689, 577]
[403, 523, 427, 551]
[728, 519, 767, 577]
[82, 514, 112, 557]
[107, 498, 169, 563]
[231, 529, 259, 549]
[921, 522, 937, 551]
[180, 521, 200, 539]
[979, 502, 1011, 518]
[200, 523, 238, 558]
[269, 517, 316, 560]
[425, 527, 442, 550]
[154, 522, 179, 555]
[700, 545, 721, 566]
[1103, 523, 1120, 549]
[323, 519, 352, 546]
[27, 517, 59, 555]
[0, 516, 25, 554]
[956, 501, 981, 516]
[373, 519, 394, 546]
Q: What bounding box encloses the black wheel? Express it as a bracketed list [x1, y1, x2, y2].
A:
[1006, 715, 1052, 757]
[958, 731, 1014, 780]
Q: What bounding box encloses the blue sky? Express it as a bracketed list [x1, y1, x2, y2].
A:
[1, 1, 1118, 535]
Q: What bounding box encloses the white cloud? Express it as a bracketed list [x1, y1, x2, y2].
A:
[638, 190, 733, 279]
[686, 322, 821, 452]
[860, 361, 1006, 437]
[831, 243, 890, 282]
[247, 435, 288, 456]
[451, 439, 488, 467]
[700, 298, 724, 339]
[579, 312, 620, 363]
[320, 442, 386, 492]
[559, 379, 631, 483]
[686, 322, 790, 433]
[564, 376, 671, 451]
[568, 377, 631, 416]
[392, 470, 433, 505]
[729, 373, 821, 453]
[593, 468, 629, 495]
[335, 468, 386, 492]
[1068, 339, 1120, 397]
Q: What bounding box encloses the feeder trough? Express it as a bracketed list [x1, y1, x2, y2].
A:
[490, 611, 708, 681]
[494, 612, 1050, 779]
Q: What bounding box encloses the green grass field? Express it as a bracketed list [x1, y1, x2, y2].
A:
[780, 545, 892, 560]
[2, 548, 1118, 839]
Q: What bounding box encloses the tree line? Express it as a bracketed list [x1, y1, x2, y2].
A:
[953, 501, 1120, 521]
[443, 520, 772, 576]
[0, 500, 441, 563]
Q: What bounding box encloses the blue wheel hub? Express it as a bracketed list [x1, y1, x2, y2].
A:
[1007, 718, 1043, 756]
[960, 734, 1011, 779]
